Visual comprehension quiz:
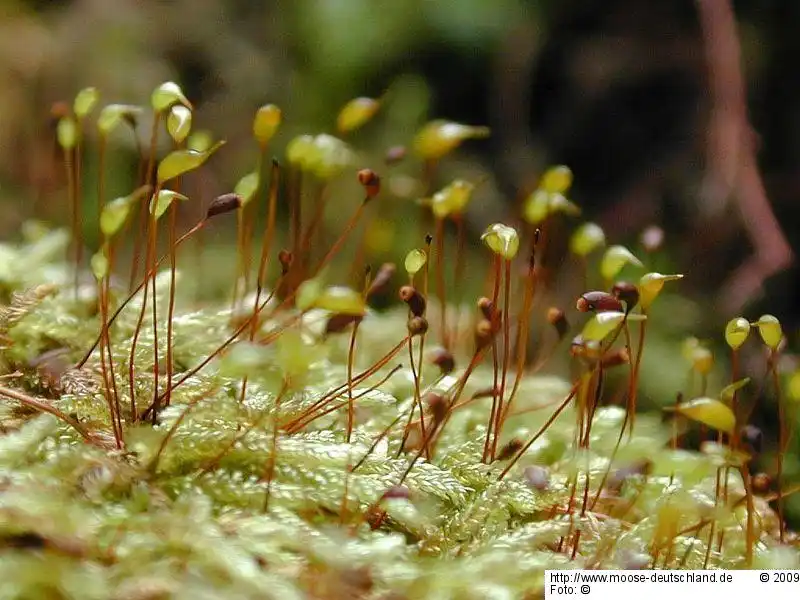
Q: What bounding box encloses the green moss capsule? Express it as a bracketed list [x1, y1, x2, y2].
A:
[314, 286, 366, 316]
[481, 223, 519, 260]
[151, 81, 191, 112]
[430, 180, 475, 219]
[336, 97, 380, 134]
[720, 378, 750, 402]
[90, 247, 108, 281]
[97, 104, 142, 135]
[413, 120, 490, 160]
[753, 314, 782, 349]
[600, 245, 643, 282]
[253, 104, 281, 146]
[582, 311, 629, 342]
[404, 249, 427, 276]
[149, 190, 188, 219]
[569, 222, 606, 257]
[667, 397, 735, 434]
[57, 116, 78, 150]
[156, 141, 225, 184]
[540, 165, 573, 194]
[100, 197, 133, 238]
[638, 272, 683, 310]
[724, 317, 751, 350]
[73, 87, 99, 119]
[166, 105, 192, 144]
[234, 172, 260, 207]
[690, 346, 714, 375]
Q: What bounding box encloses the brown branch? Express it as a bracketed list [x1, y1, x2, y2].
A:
[696, 0, 793, 311]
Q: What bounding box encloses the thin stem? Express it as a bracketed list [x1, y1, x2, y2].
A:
[435, 218, 448, 349]
[0, 386, 92, 442]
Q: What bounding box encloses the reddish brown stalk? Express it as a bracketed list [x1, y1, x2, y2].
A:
[491, 259, 513, 461]
[77, 218, 206, 369]
[239, 161, 281, 406]
[0, 385, 92, 442]
[769, 348, 787, 543]
[434, 218, 448, 350]
[147, 384, 221, 474]
[483, 255, 503, 463]
[504, 250, 537, 420]
[398, 350, 486, 484]
[452, 215, 466, 345]
[284, 339, 409, 433]
[345, 320, 360, 443]
[64, 146, 79, 301]
[164, 198, 178, 408]
[626, 314, 648, 436]
[129, 113, 161, 291]
[263, 380, 291, 513]
[314, 200, 368, 275]
[291, 365, 404, 437]
[498, 382, 579, 479]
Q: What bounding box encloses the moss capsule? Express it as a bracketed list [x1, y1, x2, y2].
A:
[576, 291, 624, 313]
[430, 180, 475, 219]
[667, 397, 735, 434]
[151, 81, 191, 112]
[753, 314, 782, 350]
[540, 165, 573, 194]
[166, 105, 192, 144]
[413, 119, 490, 160]
[73, 87, 99, 119]
[97, 104, 142, 135]
[357, 168, 381, 199]
[399, 285, 426, 317]
[337, 97, 380, 134]
[205, 193, 243, 220]
[404, 249, 427, 276]
[253, 104, 281, 146]
[234, 172, 260, 206]
[314, 286, 366, 317]
[569, 222, 606, 257]
[157, 141, 225, 184]
[481, 223, 519, 260]
[638, 272, 683, 310]
[724, 317, 751, 350]
[600, 245, 643, 282]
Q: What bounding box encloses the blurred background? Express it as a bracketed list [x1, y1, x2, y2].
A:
[1, 0, 800, 517]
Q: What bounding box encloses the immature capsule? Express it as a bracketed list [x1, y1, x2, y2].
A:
[546, 307, 569, 340]
[357, 168, 381, 199]
[423, 391, 448, 425]
[576, 291, 623, 313]
[429, 347, 455, 375]
[724, 317, 751, 350]
[407, 316, 429, 337]
[399, 285, 426, 317]
[611, 281, 640, 310]
[278, 249, 293, 274]
[474, 318, 495, 349]
[477, 297, 495, 320]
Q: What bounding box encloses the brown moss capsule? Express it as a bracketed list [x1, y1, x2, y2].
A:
[407, 316, 429, 337]
[495, 438, 523, 461]
[429, 347, 455, 375]
[752, 472, 771, 494]
[739, 424, 763, 455]
[477, 297, 495, 320]
[425, 233, 433, 246]
[324, 313, 363, 336]
[367, 263, 395, 298]
[399, 285, 426, 317]
[357, 168, 381, 199]
[205, 193, 242, 219]
[611, 281, 640, 310]
[546, 307, 569, 340]
[385, 145, 407, 165]
[475, 318, 495, 349]
[523, 465, 550, 491]
[278, 249, 293, 275]
[424, 391, 448, 425]
[601, 348, 630, 368]
[381, 485, 411, 501]
[576, 291, 623, 313]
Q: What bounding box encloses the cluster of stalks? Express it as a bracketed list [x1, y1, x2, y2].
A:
[22, 83, 792, 562]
